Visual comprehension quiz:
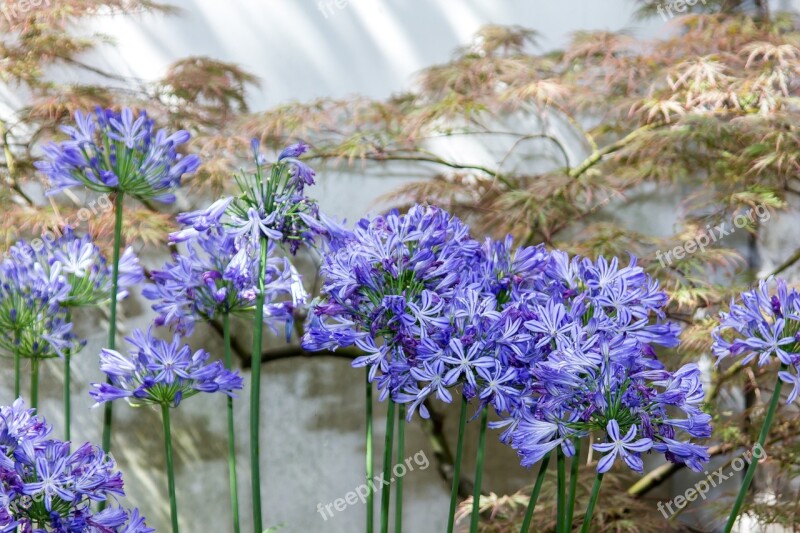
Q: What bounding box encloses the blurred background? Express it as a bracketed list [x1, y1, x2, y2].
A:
[3, 0, 800, 531]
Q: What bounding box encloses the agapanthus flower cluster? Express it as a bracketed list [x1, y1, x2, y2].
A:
[302, 205, 494, 403]
[500, 252, 710, 474]
[28, 228, 144, 307]
[224, 139, 323, 255]
[0, 243, 80, 360]
[90, 328, 243, 408]
[143, 197, 307, 335]
[712, 277, 800, 402]
[36, 107, 200, 203]
[0, 398, 153, 532]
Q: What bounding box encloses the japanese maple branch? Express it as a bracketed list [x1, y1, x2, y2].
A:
[568, 124, 657, 179]
[0, 119, 34, 205]
[770, 247, 800, 277]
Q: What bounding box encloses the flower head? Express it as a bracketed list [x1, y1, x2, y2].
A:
[712, 278, 800, 366]
[0, 399, 153, 532]
[303, 206, 483, 401]
[36, 107, 199, 203]
[496, 252, 709, 473]
[145, 211, 306, 335]
[90, 328, 243, 408]
[225, 139, 322, 254]
[24, 228, 144, 307]
[712, 278, 800, 404]
[0, 243, 82, 360]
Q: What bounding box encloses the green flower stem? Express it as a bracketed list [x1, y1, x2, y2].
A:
[222, 313, 240, 533]
[250, 236, 269, 533]
[519, 451, 552, 533]
[161, 404, 180, 533]
[13, 341, 20, 399]
[366, 371, 374, 533]
[395, 403, 406, 533]
[580, 472, 603, 533]
[565, 439, 582, 532]
[102, 192, 124, 456]
[64, 309, 72, 442]
[724, 364, 787, 533]
[446, 395, 468, 533]
[556, 447, 566, 533]
[469, 405, 489, 533]
[380, 400, 396, 533]
[30, 358, 39, 409]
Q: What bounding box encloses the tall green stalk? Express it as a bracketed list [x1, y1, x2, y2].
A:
[469, 405, 489, 533]
[250, 236, 268, 533]
[13, 340, 20, 399]
[380, 400, 396, 533]
[161, 404, 180, 533]
[102, 192, 124, 455]
[724, 364, 786, 533]
[446, 395, 468, 533]
[395, 403, 406, 533]
[366, 371, 374, 533]
[519, 451, 552, 533]
[30, 358, 39, 409]
[556, 447, 566, 533]
[580, 472, 603, 533]
[565, 439, 582, 532]
[222, 314, 240, 533]
[64, 309, 72, 442]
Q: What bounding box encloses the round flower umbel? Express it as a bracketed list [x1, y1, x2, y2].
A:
[0, 244, 81, 361]
[712, 278, 800, 370]
[0, 398, 154, 532]
[302, 205, 482, 402]
[712, 278, 800, 529]
[91, 329, 244, 533]
[17, 228, 145, 308]
[144, 199, 306, 335]
[36, 107, 200, 203]
[90, 328, 244, 408]
[224, 139, 322, 255]
[498, 252, 710, 474]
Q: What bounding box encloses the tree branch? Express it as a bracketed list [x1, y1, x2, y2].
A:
[568, 124, 656, 179]
[309, 150, 517, 190]
[769, 247, 800, 277]
[0, 119, 34, 206]
[627, 441, 736, 498]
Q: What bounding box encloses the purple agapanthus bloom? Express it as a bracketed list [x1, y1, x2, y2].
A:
[303, 206, 557, 422]
[221, 139, 322, 255]
[496, 251, 709, 473]
[36, 107, 199, 203]
[712, 277, 800, 403]
[0, 242, 82, 361]
[17, 228, 145, 307]
[0, 398, 153, 532]
[143, 201, 307, 335]
[90, 328, 243, 408]
[302, 205, 484, 403]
